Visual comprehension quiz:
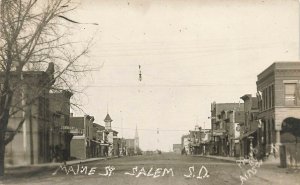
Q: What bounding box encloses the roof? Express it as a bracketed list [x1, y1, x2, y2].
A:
[104, 113, 113, 122]
[213, 103, 244, 116]
[240, 94, 252, 101]
[107, 129, 118, 134]
[257, 62, 300, 81]
[93, 123, 105, 130]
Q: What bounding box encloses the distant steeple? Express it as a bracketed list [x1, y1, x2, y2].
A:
[135, 125, 139, 139]
[134, 125, 139, 154]
[104, 113, 113, 129]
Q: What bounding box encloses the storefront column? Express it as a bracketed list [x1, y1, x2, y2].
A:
[275, 130, 280, 145]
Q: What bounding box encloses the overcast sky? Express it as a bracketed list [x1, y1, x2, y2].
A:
[69, 0, 299, 151]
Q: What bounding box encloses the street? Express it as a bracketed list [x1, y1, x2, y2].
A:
[1, 153, 300, 185]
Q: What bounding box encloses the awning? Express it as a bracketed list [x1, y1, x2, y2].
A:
[100, 143, 109, 146]
[91, 140, 110, 146]
[59, 126, 83, 135]
[240, 130, 257, 139]
[212, 130, 226, 136]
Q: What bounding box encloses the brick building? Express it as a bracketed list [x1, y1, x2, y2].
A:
[225, 110, 244, 157]
[91, 123, 109, 157]
[210, 102, 244, 156]
[70, 115, 94, 159]
[256, 62, 300, 167]
[3, 67, 55, 166]
[48, 90, 73, 162]
[240, 94, 260, 159]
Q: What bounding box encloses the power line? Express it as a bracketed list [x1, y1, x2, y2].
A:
[74, 83, 254, 88]
[111, 126, 190, 132]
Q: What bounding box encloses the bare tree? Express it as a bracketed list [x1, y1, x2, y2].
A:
[0, 0, 92, 176]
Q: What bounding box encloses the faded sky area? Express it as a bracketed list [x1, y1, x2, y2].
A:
[69, 0, 299, 151]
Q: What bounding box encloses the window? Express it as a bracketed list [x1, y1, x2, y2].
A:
[265, 87, 270, 109]
[272, 85, 275, 107]
[268, 86, 272, 108]
[284, 83, 296, 106]
[263, 88, 267, 110]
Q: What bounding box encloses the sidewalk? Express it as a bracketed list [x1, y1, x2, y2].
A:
[194, 154, 282, 164]
[194, 154, 300, 184]
[193, 154, 237, 162]
[4, 156, 119, 176]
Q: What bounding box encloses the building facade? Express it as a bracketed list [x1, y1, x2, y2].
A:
[173, 144, 182, 154]
[239, 94, 260, 159]
[125, 127, 140, 156]
[48, 90, 73, 162]
[103, 113, 119, 157]
[4, 66, 55, 166]
[91, 123, 109, 157]
[125, 139, 135, 156]
[226, 110, 244, 157]
[181, 134, 191, 155]
[256, 62, 300, 167]
[210, 102, 244, 156]
[70, 115, 94, 159]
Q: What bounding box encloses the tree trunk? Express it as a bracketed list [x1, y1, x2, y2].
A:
[0, 88, 13, 177]
[296, 136, 298, 168]
[0, 100, 10, 177]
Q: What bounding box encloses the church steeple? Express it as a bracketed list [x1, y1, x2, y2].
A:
[135, 125, 139, 139]
[134, 125, 139, 154]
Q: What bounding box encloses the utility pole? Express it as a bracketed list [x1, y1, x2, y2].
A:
[120, 110, 123, 156]
[157, 128, 159, 151]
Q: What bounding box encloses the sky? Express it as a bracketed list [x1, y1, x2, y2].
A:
[68, 0, 299, 151]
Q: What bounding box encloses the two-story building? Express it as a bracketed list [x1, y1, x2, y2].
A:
[70, 115, 94, 159]
[4, 64, 55, 166]
[240, 94, 260, 159]
[256, 62, 300, 167]
[189, 125, 202, 155]
[210, 102, 244, 156]
[91, 123, 109, 157]
[226, 110, 244, 157]
[48, 90, 74, 162]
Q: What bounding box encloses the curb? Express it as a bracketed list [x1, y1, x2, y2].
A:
[193, 155, 237, 163]
[5, 156, 119, 174]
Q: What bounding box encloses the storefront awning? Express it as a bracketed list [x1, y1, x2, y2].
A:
[212, 130, 226, 136]
[240, 130, 257, 139]
[90, 139, 110, 146]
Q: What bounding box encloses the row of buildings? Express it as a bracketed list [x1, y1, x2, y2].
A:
[4, 63, 140, 166]
[178, 62, 300, 168]
[176, 125, 211, 155]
